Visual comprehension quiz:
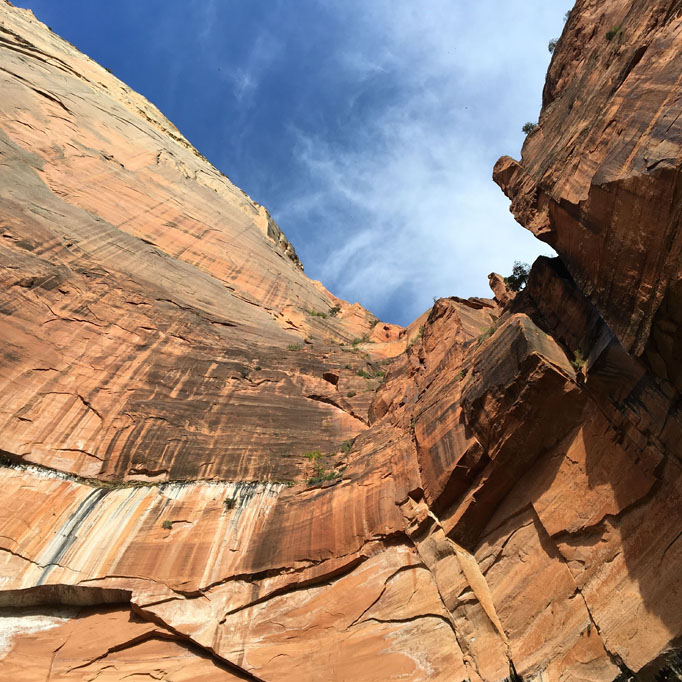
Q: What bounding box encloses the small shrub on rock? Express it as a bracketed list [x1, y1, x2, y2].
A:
[504, 261, 530, 291]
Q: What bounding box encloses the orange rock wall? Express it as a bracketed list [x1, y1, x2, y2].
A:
[1, 0, 682, 680]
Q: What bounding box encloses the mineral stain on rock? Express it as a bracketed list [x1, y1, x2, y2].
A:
[0, 0, 682, 680]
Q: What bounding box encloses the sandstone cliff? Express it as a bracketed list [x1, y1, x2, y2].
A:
[0, 1, 681, 680]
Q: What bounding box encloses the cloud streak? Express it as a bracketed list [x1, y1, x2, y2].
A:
[267, 0, 572, 324]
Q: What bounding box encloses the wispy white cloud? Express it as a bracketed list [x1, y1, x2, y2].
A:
[274, 0, 570, 324]
[228, 29, 281, 105]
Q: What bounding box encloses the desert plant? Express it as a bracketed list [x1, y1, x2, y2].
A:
[548, 39, 558, 53]
[329, 305, 341, 317]
[287, 343, 302, 351]
[346, 391, 356, 398]
[304, 450, 323, 461]
[606, 25, 622, 41]
[306, 309, 328, 319]
[340, 439, 354, 454]
[504, 261, 530, 291]
[223, 498, 236, 510]
[572, 349, 586, 371]
[162, 520, 172, 530]
[478, 327, 494, 342]
[522, 121, 538, 135]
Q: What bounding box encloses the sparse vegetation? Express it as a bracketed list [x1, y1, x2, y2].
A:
[347, 391, 356, 398]
[571, 349, 587, 371]
[478, 327, 494, 342]
[162, 520, 172, 530]
[343, 364, 352, 370]
[504, 261, 530, 291]
[340, 439, 354, 454]
[306, 309, 328, 319]
[254, 366, 262, 371]
[522, 122, 538, 135]
[370, 318, 379, 328]
[352, 334, 370, 346]
[304, 451, 343, 485]
[458, 369, 467, 380]
[356, 367, 385, 381]
[564, 10, 571, 21]
[223, 498, 236, 510]
[307, 468, 342, 485]
[287, 343, 302, 351]
[606, 25, 622, 41]
[418, 325, 424, 339]
[548, 39, 558, 53]
[329, 305, 341, 317]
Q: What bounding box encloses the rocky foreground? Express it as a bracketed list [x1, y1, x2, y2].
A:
[0, 0, 681, 680]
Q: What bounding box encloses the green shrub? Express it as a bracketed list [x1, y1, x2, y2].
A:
[606, 25, 622, 41]
[287, 343, 302, 351]
[347, 391, 356, 398]
[340, 439, 354, 454]
[479, 327, 494, 342]
[548, 39, 558, 53]
[162, 520, 172, 530]
[504, 261, 530, 291]
[329, 305, 341, 317]
[304, 450, 323, 461]
[356, 369, 372, 379]
[306, 309, 328, 319]
[307, 468, 341, 485]
[571, 350, 586, 371]
[223, 498, 236, 510]
[522, 122, 538, 135]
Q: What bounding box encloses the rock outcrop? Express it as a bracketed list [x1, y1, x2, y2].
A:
[1, 0, 681, 680]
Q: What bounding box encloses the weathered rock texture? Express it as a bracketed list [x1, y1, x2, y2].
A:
[1, 0, 681, 680]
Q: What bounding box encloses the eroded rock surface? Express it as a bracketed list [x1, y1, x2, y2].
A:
[1, 0, 682, 680]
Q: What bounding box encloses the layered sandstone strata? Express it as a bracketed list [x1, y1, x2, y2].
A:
[1, 0, 681, 680]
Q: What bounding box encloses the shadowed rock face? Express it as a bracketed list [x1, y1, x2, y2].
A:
[1, 1, 681, 680]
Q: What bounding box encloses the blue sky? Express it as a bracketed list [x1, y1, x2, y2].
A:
[15, 0, 573, 325]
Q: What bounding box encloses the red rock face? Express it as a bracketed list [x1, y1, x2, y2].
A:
[1, 1, 682, 681]
[494, 0, 682, 362]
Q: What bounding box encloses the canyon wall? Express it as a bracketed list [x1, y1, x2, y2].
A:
[1, 0, 681, 680]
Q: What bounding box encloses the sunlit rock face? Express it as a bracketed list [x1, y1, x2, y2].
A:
[1, 0, 682, 680]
